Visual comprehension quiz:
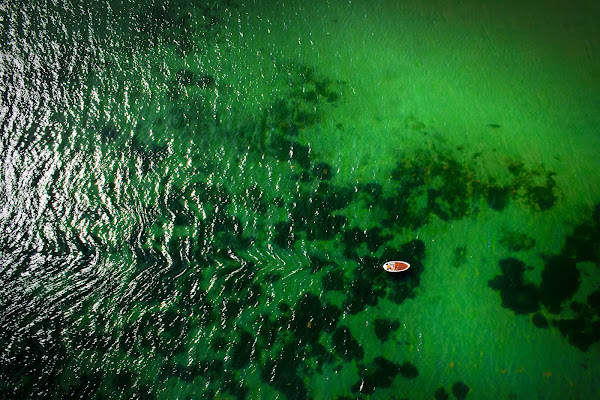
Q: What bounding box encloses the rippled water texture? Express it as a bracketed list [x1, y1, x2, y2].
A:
[2, 0, 600, 399]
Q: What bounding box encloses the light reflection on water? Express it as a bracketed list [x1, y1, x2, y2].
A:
[2, 1, 600, 399]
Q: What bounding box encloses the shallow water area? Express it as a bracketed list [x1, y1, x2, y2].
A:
[1, 0, 600, 399]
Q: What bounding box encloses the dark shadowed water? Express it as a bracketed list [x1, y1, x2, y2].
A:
[1, 0, 600, 399]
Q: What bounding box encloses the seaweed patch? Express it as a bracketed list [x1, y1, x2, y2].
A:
[489, 203, 600, 351]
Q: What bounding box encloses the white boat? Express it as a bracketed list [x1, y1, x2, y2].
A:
[383, 260, 410, 272]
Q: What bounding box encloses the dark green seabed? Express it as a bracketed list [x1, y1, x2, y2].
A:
[1, 0, 600, 399]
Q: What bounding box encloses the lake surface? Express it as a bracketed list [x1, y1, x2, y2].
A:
[1, 0, 600, 399]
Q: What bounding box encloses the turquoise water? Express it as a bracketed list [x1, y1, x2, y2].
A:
[1, 0, 600, 399]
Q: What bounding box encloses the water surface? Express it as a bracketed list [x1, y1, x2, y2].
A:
[1, 0, 600, 399]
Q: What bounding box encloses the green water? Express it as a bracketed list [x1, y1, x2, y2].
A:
[1, 0, 600, 399]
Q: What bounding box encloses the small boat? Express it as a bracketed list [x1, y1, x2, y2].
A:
[383, 260, 410, 272]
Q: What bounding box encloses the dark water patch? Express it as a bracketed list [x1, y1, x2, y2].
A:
[332, 326, 364, 361]
[489, 202, 600, 350]
[260, 343, 308, 400]
[221, 269, 262, 308]
[0, 315, 107, 399]
[220, 299, 242, 325]
[353, 357, 400, 394]
[223, 380, 249, 400]
[100, 123, 120, 143]
[488, 258, 540, 315]
[452, 381, 470, 399]
[505, 160, 558, 210]
[405, 115, 426, 131]
[499, 230, 536, 252]
[435, 387, 450, 400]
[112, 370, 136, 389]
[540, 255, 580, 314]
[552, 296, 600, 351]
[290, 183, 352, 240]
[383, 147, 561, 231]
[198, 358, 226, 383]
[343, 227, 392, 253]
[322, 269, 346, 291]
[264, 272, 283, 284]
[312, 162, 334, 180]
[381, 240, 426, 305]
[563, 204, 600, 263]
[384, 152, 473, 228]
[175, 69, 196, 86]
[452, 245, 467, 267]
[338, 239, 424, 312]
[179, 284, 216, 327]
[290, 170, 313, 183]
[589, 289, 600, 314]
[259, 294, 346, 398]
[273, 221, 296, 248]
[486, 185, 510, 211]
[344, 267, 387, 315]
[128, 136, 170, 174]
[257, 314, 280, 349]
[359, 182, 383, 203]
[160, 362, 200, 383]
[135, 309, 189, 358]
[308, 253, 334, 273]
[291, 293, 341, 342]
[268, 136, 312, 170]
[231, 329, 256, 370]
[290, 142, 312, 169]
[386, 273, 420, 306]
[130, 1, 230, 54]
[262, 64, 346, 140]
[169, 96, 216, 130]
[374, 318, 400, 341]
[531, 313, 549, 328]
[211, 335, 228, 352]
[240, 183, 268, 215]
[398, 361, 419, 378]
[342, 227, 366, 250]
[288, 64, 346, 106]
[526, 177, 557, 210]
[306, 341, 334, 374]
[553, 315, 600, 351]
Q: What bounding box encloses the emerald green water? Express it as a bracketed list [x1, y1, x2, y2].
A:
[1, 1, 600, 399]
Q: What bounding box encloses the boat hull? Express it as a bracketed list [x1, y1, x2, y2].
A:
[383, 261, 410, 272]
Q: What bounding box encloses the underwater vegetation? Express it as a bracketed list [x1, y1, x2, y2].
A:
[384, 144, 559, 228]
[435, 387, 450, 400]
[452, 381, 471, 400]
[353, 357, 404, 394]
[374, 318, 401, 341]
[499, 230, 536, 252]
[488, 258, 540, 315]
[452, 245, 468, 267]
[488, 203, 600, 351]
[129, 0, 233, 55]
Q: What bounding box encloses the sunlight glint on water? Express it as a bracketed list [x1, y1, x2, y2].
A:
[1, 1, 600, 399]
